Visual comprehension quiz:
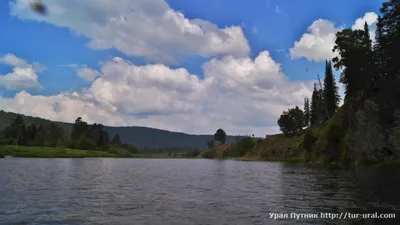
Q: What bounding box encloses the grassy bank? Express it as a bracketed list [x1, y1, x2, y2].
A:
[134, 152, 198, 158]
[0, 145, 199, 159]
[0, 145, 120, 158]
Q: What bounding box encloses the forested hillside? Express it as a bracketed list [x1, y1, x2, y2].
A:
[0, 110, 237, 149]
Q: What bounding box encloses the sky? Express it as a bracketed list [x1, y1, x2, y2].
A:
[0, 0, 384, 136]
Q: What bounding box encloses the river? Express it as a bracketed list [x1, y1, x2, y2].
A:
[0, 158, 399, 225]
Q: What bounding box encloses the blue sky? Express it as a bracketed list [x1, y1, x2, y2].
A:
[0, 0, 384, 135]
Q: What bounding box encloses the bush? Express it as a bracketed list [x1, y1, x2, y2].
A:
[65, 140, 79, 149]
[108, 147, 131, 157]
[77, 138, 97, 150]
[0, 138, 16, 146]
[303, 130, 318, 152]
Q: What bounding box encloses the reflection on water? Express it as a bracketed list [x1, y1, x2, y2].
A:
[0, 158, 399, 225]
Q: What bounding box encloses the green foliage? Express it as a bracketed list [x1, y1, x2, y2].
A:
[207, 139, 215, 149]
[303, 97, 310, 127]
[110, 133, 122, 145]
[0, 138, 16, 146]
[303, 129, 318, 153]
[277, 106, 305, 137]
[202, 137, 257, 159]
[0, 145, 118, 158]
[310, 83, 325, 125]
[0, 110, 238, 149]
[333, 27, 373, 99]
[214, 129, 227, 145]
[77, 137, 98, 150]
[121, 143, 138, 154]
[71, 117, 89, 141]
[323, 61, 341, 118]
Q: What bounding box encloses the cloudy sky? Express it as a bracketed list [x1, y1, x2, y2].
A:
[0, 0, 383, 136]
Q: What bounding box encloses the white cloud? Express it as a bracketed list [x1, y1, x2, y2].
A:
[289, 19, 341, 62]
[0, 53, 46, 73]
[0, 52, 313, 136]
[289, 12, 378, 62]
[352, 12, 378, 30]
[0, 54, 44, 91]
[0, 67, 42, 91]
[10, 0, 250, 64]
[77, 66, 102, 82]
[351, 12, 378, 41]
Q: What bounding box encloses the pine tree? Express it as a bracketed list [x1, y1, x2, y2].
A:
[379, 0, 400, 82]
[310, 83, 319, 126]
[303, 97, 310, 127]
[373, 16, 387, 85]
[333, 28, 369, 99]
[71, 117, 89, 141]
[110, 134, 121, 145]
[323, 61, 341, 118]
[362, 22, 374, 90]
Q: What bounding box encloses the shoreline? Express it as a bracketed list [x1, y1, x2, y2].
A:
[0, 145, 197, 159]
[1, 145, 399, 168]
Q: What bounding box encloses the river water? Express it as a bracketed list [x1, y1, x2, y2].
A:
[0, 158, 399, 225]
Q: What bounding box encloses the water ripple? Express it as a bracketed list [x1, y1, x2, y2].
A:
[0, 158, 399, 225]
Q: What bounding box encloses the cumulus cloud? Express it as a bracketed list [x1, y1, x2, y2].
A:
[351, 12, 378, 41]
[0, 53, 46, 72]
[77, 66, 102, 82]
[0, 54, 44, 91]
[9, 0, 250, 64]
[289, 12, 378, 62]
[352, 12, 378, 30]
[289, 19, 341, 62]
[0, 52, 313, 136]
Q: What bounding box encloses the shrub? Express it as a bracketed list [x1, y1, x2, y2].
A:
[77, 138, 97, 150]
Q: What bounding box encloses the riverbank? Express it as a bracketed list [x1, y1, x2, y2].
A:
[0, 145, 199, 159]
[0, 145, 120, 158]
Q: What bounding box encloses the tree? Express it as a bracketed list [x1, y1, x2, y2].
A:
[5, 115, 27, 145]
[332, 27, 372, 99]
[71, 117, 89, 141]
[77, 137, 97, 150]
[26, 124, 37, 145]
[34, 125, 45, 146]
[379, 0, 400, 82]
[110, 133, 122, 145]
[214, 129, 227, 145]
[47, 123, 64, 147]
[303, 97, 310, 127]
[277, 106, 304, 137]
[310, 83, 320, 125]
[323, 61, 341, 118]
[373, 16, 388, 84]
[207, 140, 215, 149]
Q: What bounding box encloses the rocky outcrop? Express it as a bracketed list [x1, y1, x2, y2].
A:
[253, 91, 400, 166]
[302, 93, 400, 165]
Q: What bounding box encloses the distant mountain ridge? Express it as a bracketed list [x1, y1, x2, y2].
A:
[0, 110, 239, 149]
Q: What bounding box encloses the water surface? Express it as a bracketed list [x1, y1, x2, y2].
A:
[0, 158, 399, 225]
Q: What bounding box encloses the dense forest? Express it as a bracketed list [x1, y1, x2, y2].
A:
[0, 115, 139, 156]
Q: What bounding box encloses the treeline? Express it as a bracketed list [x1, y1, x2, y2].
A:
[137, 146, 201, 157]
[202, 127, 259, 159]
[278, 61, 340, 137]
[278, 0, 399, 137]
[0, 115, 138, 156]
